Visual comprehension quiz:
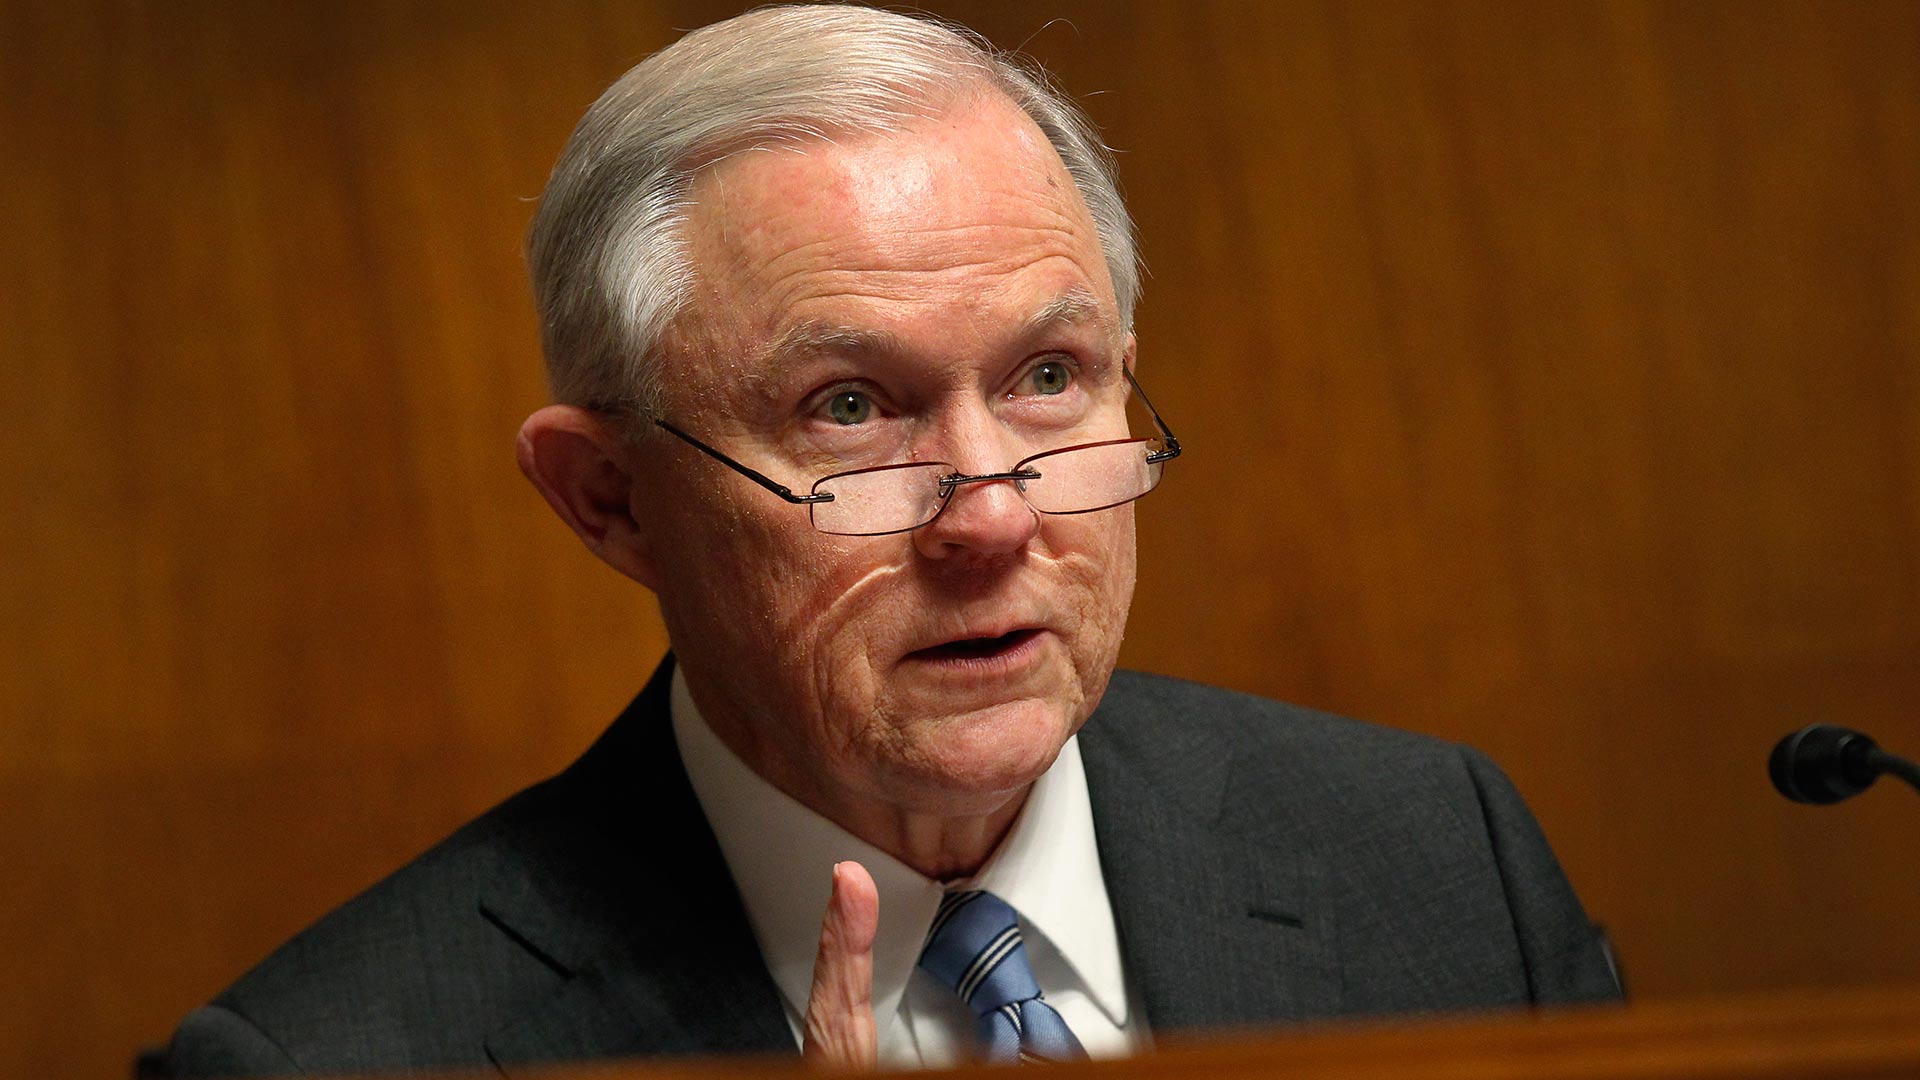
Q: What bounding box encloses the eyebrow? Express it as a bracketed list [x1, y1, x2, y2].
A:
[760, 321, 901, 371]
[748, 321, 898, 400]
[1021, 286, 1117, 340]
[755, 287, 1120, 385]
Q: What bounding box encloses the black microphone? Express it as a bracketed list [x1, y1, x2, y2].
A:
[1769, 724, 1920, 804]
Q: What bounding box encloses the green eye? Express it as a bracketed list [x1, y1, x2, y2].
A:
[1026, 361, 1072, 396]
[827, 391, 873, 425]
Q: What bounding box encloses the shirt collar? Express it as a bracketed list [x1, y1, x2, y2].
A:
[669, 667, 1131, 1038]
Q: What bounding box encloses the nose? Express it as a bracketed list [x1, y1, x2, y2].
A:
[912, 469, 1041, 559]
[910, 418, 1041, 560]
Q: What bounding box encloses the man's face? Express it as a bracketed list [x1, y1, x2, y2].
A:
[637, 91, 1138, 828]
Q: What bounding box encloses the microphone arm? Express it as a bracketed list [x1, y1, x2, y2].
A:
[1871, 745, 1920, 794]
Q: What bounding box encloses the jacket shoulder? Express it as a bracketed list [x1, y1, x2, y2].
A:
[176, 776, 581, 1076]
[1089, 669, 1622, 1009]
[173, 659, 778, 1076]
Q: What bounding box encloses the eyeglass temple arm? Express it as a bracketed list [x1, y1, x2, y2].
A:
[653, 419, 835, 505]
[1123, 367, 1183, 463]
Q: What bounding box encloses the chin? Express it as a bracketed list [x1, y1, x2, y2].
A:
[876, 695, 1079, 815]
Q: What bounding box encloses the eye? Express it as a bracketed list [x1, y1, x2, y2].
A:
[826, 390, 874, 425]
[1015, 360, 1074, 397]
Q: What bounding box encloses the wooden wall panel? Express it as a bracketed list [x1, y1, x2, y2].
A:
[0, 4, 683, 1075]
[4, 2, 1918, 1077]
[1085, 0, 1920, 1000]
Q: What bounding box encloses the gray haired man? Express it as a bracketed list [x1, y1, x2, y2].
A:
[169, 7, 1618, 1076]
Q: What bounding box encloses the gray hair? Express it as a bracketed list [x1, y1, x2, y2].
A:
[526, 3, 1139, 417]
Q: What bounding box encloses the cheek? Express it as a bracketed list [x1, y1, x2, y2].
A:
[1092, 520, 1138, 655]
[651, 489, 911, 700]
[1047, 509, 1138, 691]
[646, 487, 795, 660]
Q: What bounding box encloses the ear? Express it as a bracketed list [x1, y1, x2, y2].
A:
[516, 405, 663, 591]
[1121, 331, 1138, 374]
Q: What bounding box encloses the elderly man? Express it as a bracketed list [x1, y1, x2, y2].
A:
[168, 6, 1619, 1077]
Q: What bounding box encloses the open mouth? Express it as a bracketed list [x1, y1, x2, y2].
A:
[909, 627, 1043, 662]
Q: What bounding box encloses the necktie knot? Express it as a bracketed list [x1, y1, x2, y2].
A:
[918, 891, 1086, 1063]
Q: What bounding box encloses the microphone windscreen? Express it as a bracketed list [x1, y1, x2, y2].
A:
[1769, 724, 1880, 804]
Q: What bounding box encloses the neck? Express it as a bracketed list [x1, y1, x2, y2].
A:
[834, 791, 1030, 881]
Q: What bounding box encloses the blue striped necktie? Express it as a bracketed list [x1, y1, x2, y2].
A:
[917, 890, 1087, 1064]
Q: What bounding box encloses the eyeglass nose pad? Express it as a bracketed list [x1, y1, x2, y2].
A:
[927, 469, 1039, 532]
[940, 469, 1040, 495]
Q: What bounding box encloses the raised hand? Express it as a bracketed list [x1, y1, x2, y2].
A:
[801, 861, 879, 1069]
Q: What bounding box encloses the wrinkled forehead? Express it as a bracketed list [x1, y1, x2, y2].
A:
[657, 93, 1118, 407]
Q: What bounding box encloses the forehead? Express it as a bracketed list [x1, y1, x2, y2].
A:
[666, 93, 1117, 385]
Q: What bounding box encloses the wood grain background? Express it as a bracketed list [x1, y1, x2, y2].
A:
[5, 2, 1919, 1076]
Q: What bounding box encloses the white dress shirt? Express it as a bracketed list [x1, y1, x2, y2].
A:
[670, 668, 1148, 1067]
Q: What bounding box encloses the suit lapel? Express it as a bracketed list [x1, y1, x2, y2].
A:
[1080, 675, 1342, 1032]
[478, 658, 794, 1072]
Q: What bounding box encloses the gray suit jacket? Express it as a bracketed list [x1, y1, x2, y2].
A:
[169, 659, 1620, 1076]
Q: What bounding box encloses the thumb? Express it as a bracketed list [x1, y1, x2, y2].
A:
[802, 861, 880, 1069]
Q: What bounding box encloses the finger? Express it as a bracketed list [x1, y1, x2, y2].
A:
[802, 860, 880, 1070]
